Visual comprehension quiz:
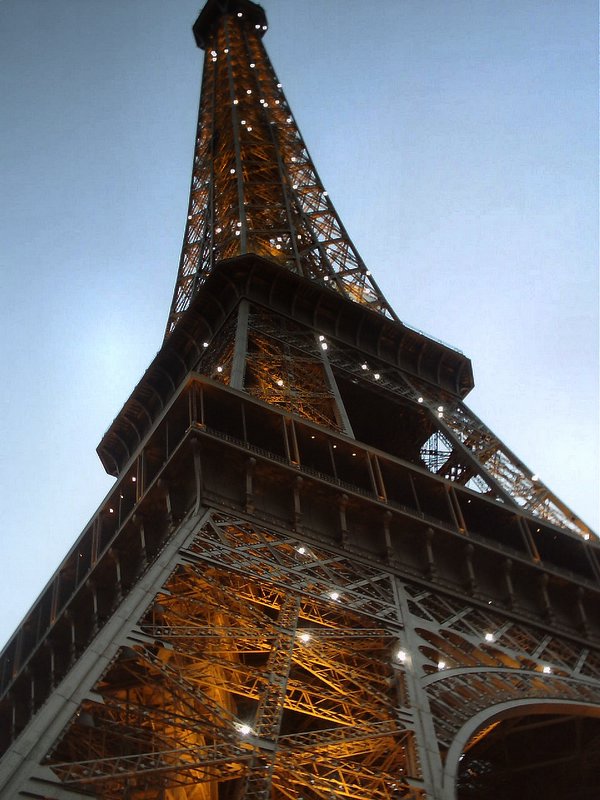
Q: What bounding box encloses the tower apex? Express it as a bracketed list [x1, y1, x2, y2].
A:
[193, 0, 267, 49]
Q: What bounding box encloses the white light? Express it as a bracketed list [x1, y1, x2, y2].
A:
[215, 226, 222, 233]
[236, 221, 242, 227]
[109, 508, 114, 514]
[484, 632, 495, 643]
[131, 476, 136, 483]
[437, 406, 444, 412]
[366, 270, 371, 276]
[217, 366, 223, 373]
[233, 99, 239, 105]
[531, 474, 539, 482]
[247, 126, 252, 131]
[241, 119, 246, 125]
[438, 412, 443, 418]
[276, 379, 284, 387]
[235, 230, 241, 236]
[374, 373, 380, 380]
[187, 214, 192, 220]
[203, 341, 209, 348]
[287, 117, 292, 123]
[319, 335, 325, 341]
[329, 591, 340, 601]
[417, 396, 424, 403]
[250, 63, 255, 68]
[438, 660, 446, 670]
[321, 342, 328, 350]
[247, 89, 252, 95]
[210, 50, 217, 57]
[297, 546, 306, 555]
[224, 48, 229, 54]
[239, 723, 251, 735]
[323, 191, 328, 197]
[262, 25, 267, 30]
[255, 23, 261, 29]
[584, 533, 590, 540]
[299, 632, 311, 643]
[237, 11, 242, 17]
[361, 363, 368, 370]
[542, 666, 552, 674]
[352, 452, 357, 457]
[230, 168, 236, 174]
[277, 83, 282, 88]
[293, 183, 299, 189]
[396, 649, 407, 663]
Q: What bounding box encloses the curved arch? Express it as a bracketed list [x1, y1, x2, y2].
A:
[441, 698, 600, 800]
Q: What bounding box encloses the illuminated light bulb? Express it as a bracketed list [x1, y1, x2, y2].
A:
[484, 632, 495, 643]
[203, 342, 209, 348]
[542, 666, 552, 674]
[310, 435, 315, 440]
[236, 221, 242, 227]
[293, 183, 299, 189]
[246, 89, 252, 94]
[396, 649, 407, 663]
[224, 48, 229, 53]
[262, 25, 267, 30]
[187, 214, 192, 220]
[297, 546, 306, 554]
[215, 227, 222, 233]
[584, 533, 590, 540]
[275, 100, 280, 104]
[323, 191, 328, 196]
[210, 50, 217, 57]
[437, 660, 446, 671]
[255, 23, 261, 29]
[247, 126, 252, 132]
[361, 363, 368, 370]
[417, 396, 424, 403]
[319, 335, 325, 341]
[235, 230, 241, 236]
[233, 99, 239, 105]
[329, 591, 340, 601]
[250, 63, 255, 68]
[299, 632, 311, 643]
[352, 452, 357, 457]
[276, 379, 284, 387]
[131, 476, 136, 483]
[321, 342, 328, 350]
[374, 373, 380, 380]
[109, 508, 114, 514]
[239, 723, 251, 735]
[119, 494, 124, 499]
[230, 168, 236, 174]
[241, 119, 246, 125]
[332, 444, 337, 449]
[237, 11, 242, 16]
[277, 82, 282, 88]
[287, 116, 292, 123]
[323, 275, 329, 281]
[217, 366, 223, 373]
[437, 406, 444, 412]
[438, 412, 443, 418]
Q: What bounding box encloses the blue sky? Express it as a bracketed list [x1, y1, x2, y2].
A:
[0, 0, 598, 649]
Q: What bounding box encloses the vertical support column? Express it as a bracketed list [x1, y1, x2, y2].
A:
[231, 300, 250, 390]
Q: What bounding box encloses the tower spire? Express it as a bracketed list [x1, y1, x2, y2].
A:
[166, 0, 395, 336]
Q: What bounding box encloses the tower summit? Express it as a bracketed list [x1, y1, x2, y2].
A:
[0, 2, 599, 799]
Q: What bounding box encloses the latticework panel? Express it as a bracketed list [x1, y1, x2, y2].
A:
[43, 513, 420, 799]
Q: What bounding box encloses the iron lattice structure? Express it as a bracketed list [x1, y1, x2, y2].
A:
[0, 2, 599, 800]
[166, 0, 396, 335]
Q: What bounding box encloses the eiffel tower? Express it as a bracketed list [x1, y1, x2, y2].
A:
[1, 1, 599, 798]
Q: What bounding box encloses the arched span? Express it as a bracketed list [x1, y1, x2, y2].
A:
[441, 698, 600, 800]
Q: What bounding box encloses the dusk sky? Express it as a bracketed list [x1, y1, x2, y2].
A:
[0, 0, 598, 649]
